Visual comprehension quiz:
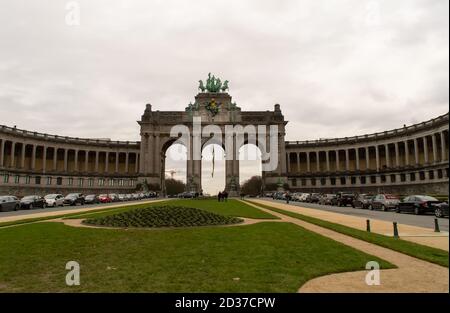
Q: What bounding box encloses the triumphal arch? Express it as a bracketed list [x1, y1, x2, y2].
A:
[138, 74, 288, 196]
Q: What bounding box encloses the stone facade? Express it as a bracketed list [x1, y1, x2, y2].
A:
[0, 90, 448, 196]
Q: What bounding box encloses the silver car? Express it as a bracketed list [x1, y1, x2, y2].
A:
[44, 194, 65, 207]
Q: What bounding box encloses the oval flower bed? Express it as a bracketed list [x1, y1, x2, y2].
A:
[82, 206, 243, 228]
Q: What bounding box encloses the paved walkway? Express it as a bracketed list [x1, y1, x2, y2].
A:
[0, 199, 166, 224]
[250, 199, 449, 251]
[244, 200, 449, 292]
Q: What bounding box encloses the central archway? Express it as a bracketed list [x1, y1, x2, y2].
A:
[201, 143, 226, 196]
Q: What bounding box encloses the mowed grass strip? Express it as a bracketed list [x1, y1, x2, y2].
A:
[0, 220, 393, 292]
[246, 200, 449, 268]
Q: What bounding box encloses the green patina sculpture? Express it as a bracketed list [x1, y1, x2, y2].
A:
[198, 73, 229, 93]
[185, 101, 199, 116]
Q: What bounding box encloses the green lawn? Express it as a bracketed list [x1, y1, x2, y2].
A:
[246, 200, 449, 268]
[66, 199, 277, 220]
[0, 220, 393, 292]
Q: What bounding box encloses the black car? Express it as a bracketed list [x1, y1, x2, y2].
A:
[396, 195, 441, 215]
[352, 194, 374, 209]
[307, 193, 320, 203]
[20, 195, 47, 209]
[0, 196, 20, 212]
[434, 202, 449, 218]
[64, 193, 85, 206]
[84, 194, 99, 204]
[332, 193, 355, 207]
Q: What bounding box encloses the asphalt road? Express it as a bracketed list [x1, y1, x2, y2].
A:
[262, 198, 449, 232]
[0, 199, 159, 219]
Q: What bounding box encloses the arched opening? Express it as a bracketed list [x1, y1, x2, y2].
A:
[239, 143, 262, 196]
[163, 142, 187, 196]
[201, 144, 225, 196]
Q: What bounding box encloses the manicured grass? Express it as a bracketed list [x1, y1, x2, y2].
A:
[0, 220, 393, 292]
[174, 199, 278, 219]
[84, 206, 243, 228]
[69, 199, 277, 220]
[246, 201, 449, 268]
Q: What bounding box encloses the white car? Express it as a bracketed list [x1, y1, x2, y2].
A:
[299, 193, 310, 202]
[44, 194, 65, 207]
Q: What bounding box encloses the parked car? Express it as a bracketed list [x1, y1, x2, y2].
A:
[331, 192, 355, 207]
[264, 192, 274, 198]
[0, 196, 20, 211]
[99, 194, 112, 203]
[299, 193, 310, 202]
[396, 195, 442, 215]
[64, 193, 85, 206]
[84, 194, 100, 204]
[352, 194, 374, 209]
[20, 195, 47, 209]
[109, 194, 120, 202]
[369, 194, 400, 211]
[306, 193, 320, 203]
[434, 202, 449, 218]
[319, 194, 336, 205]
[44, 194, 65, 207]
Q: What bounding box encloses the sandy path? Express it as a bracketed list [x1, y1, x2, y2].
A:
[244, 200, 449, 293]
[250, 199, 449, 251]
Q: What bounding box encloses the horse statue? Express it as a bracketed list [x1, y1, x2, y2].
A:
[221, 80, 229, 92]
[198, 80, 206, 92]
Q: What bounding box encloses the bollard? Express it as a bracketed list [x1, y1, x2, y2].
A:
[393, 222, 399, 238]
[434, 218, 440, 233]
[366, 219, 371, 232]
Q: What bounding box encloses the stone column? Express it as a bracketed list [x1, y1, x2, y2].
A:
[148, 134, 154, 174]
[286, 153, 291, 172]
[297, 152, 300, 173]
[365, 147, 370, 170]
[115, 152, 119, 173]
[404, 141, 410, 166]
[31, 145, 37, 170]
[395, 142, 400, 167]
[326, 150, 330, 172]
[423, 137, 429, 164]
[95, 151, 99, 172]
[10, 141, 16, 167]
[336, 150, 340, 171]
[432, 134, 438, 163]
[385, 144, 390, 167]
[355, 148, 360, 170]
[375, 145, 380, 171]
[345, 149, 349, 171]
[85, 150, 89, 172]
[53, 148, 58, 171]
[105, 151, 109, 173]
[135, 153, 139, 173]
[42, 146, 47, 173]
[125, 152, 129, 173]
[414, 138, 419, 165]
[74, 150, 78, 171]
[0, 140, 5, 167]
[63, 149, 68, 172]
[441, 131, 446, 161]
[306, 152, 310, 172]
[21, 144, 26, 168]
[315, 151, 320, 172]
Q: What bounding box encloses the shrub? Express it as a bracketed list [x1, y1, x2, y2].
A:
[83, 206, 243, 228]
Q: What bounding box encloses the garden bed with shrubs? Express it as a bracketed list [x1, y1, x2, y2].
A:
[82, 205, 243, 228]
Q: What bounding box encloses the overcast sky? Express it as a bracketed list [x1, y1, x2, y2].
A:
[0, 0, 448, 193]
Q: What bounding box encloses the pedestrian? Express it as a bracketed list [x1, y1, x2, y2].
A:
[286, 192, 291, 204]
[218, 192, 222, 202]
[223, 191, 228, 202]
